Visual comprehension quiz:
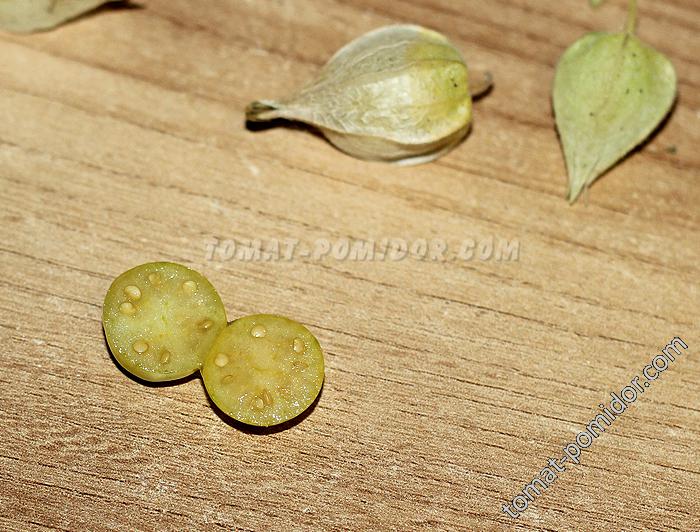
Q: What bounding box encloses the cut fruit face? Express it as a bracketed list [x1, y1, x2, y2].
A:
[103, 262, 227, 382]
[202, 314, 325, 426]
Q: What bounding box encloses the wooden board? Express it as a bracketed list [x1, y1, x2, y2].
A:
[1, 1, 698, 530]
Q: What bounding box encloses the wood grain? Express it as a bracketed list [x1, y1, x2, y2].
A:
[0, 1, 698, 530]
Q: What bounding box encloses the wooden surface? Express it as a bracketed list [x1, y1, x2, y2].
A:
[1, 1, 698, 530]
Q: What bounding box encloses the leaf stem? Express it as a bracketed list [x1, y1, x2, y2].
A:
[625, 0, 638, 34]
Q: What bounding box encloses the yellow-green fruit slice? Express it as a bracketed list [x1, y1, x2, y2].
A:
[103, 262, 227, 382]
[202, 314, 325, 427]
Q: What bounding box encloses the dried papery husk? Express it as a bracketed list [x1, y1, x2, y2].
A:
[246, 25, 491, 165]
[0, 0, 113, 33]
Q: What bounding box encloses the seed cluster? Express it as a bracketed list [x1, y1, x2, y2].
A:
[114, 275, 217, 370]
[209, 326, 311, 416]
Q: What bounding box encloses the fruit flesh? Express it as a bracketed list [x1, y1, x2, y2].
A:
[202, 314, 324, 426]
[103, 262, 227, 382]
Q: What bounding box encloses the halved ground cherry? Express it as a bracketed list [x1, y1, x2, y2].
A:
[202, 314, 324, 426]
[103, 262, 227, 382]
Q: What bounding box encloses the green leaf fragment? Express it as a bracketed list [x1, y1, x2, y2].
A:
[0, 0, 111, 33]
[553, 31, 676, 203]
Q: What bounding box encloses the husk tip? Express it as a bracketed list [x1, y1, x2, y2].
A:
[566, 179, 587, 205]
[469, 70, 493, 98]
[245, 100, 284, 122]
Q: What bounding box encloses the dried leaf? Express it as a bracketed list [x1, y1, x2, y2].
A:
[0, 0, 111, 33]
[246, 25, 492, 165]
[553, 4, 676, 203]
